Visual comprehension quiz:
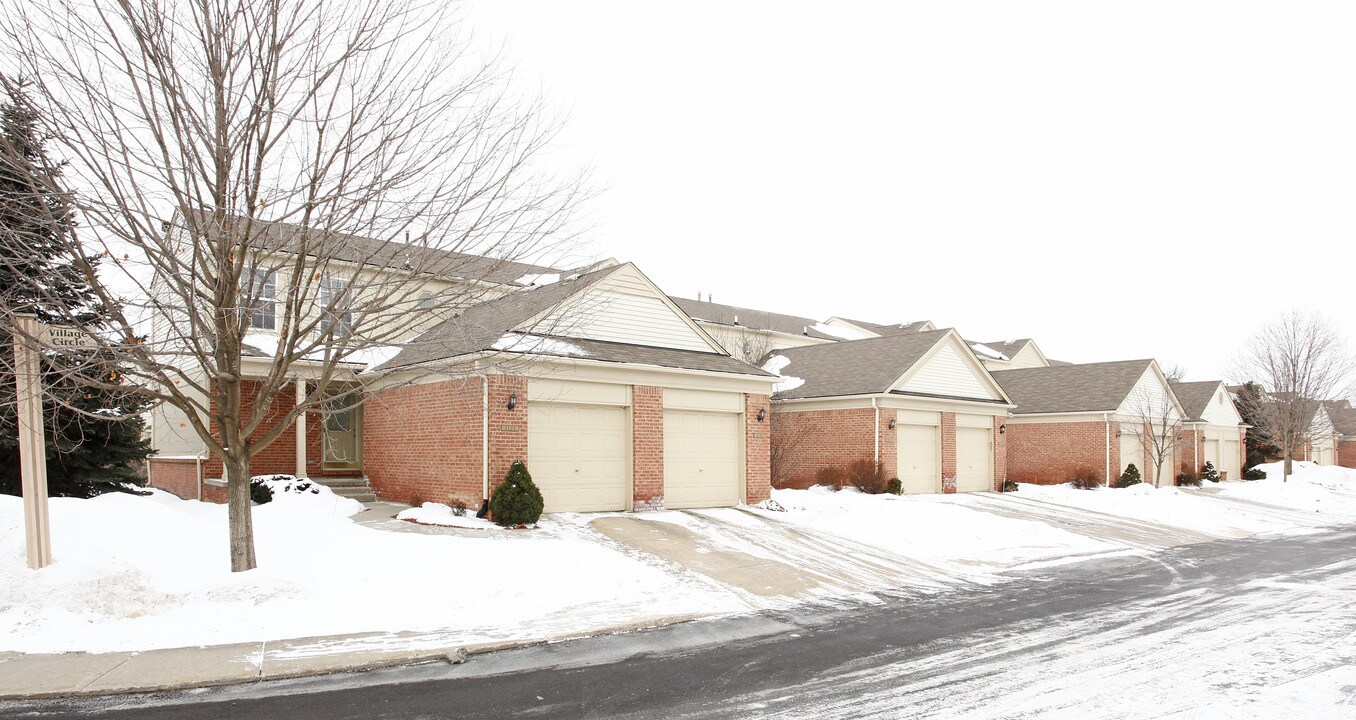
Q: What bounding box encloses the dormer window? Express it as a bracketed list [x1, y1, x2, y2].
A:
[418, 292, 434, 310]
[247, 268, 276, 330]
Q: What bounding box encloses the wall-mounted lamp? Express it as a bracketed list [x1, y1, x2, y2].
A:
[888, 419, 897, 429]
[1115, 428, 1123, 437]
[506, 394, 517, 411]
[999, 424, 1006, 434]
[757, 408, 767, 422]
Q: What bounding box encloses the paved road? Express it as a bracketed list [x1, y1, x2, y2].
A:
[10, 526, 1356, 719]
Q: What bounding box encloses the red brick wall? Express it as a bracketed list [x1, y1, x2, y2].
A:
[745, 394, 772, 504]
[940, 412, 957, 493]
[632, 386, 664, 511]
[1174, 429, 1205, 478]
[768, 407, 877, 489]
[1005, 420, 1113, 485]
[1338, 438, 1356, 469]
[994, 416, 1008, 488]
[487, 375, 528, 485]
[201, 378, 300, 480]
[364, 377, 484, 507]
[148, 458, 201, 500]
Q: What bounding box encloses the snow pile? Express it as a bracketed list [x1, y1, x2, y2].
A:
[1216, 461, 1356, 515]
[969, 342, 1008, 360]
[0, 490, 737, 653]
[396, 502, 499, 530]
[252, 475, 364, 518]
[491, 332, 587, 356]
[762, 487, 1120, 578]
[1016, 482, 1302, 537]
[761, 354, 805, 393]
[810, 322, 875, 341]
[515, 273, 561, 286]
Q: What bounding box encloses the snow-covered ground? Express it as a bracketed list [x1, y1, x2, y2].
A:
[3, 462, 1354, 656]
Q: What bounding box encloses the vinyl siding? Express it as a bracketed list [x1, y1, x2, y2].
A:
[898, 343, 1000, 401]
[533, 268, 718, 353]
[1006, 345, 1049, 369]
[1116, 367, 1181, 424]
[1199, 385, 1243, 426]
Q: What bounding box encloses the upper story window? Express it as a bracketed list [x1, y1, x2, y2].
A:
[319, 276, 352, 336]
[247, 268, 276, 331]
[418, 292, 435, 310]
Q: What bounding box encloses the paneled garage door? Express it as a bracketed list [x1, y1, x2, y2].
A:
[528, 403, 628, 512]
[664, 410, 741, 509]
[1221, 438, 1241, 480]
[1204, 438, 1220, 476]
[955, 426, 993, 493]
[897, 424, 939, 494]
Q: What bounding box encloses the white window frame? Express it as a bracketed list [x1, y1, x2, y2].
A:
[319, 276, 353, 336]
[246, 268, 277, 331]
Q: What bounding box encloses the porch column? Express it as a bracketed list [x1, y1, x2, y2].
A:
[295, 379, 308, 478]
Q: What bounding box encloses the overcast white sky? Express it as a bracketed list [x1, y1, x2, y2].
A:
[468, 1, 1354, 382]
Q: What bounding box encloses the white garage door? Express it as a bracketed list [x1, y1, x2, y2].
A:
[897, 424, 939, 494]
[528, 403, 628, 512]
[664, 410, 741, 509]
[1119, 432, 1144, 481]
[1221, 439, 1241, 480]
[955, 426, 993, 493]
[1204, 438, 1220, 476]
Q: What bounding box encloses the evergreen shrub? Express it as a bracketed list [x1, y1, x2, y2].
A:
[489, 460, 544, 526]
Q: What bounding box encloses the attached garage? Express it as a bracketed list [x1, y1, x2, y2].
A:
[1220, 438, 1241, 480]
[528, 400, 629, 513]
[955, 417, 994, 493]
[897, 421, 939, 495]
[664, 410, 741, 509]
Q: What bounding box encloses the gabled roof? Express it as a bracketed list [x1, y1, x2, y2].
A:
[1170, 381, 1227, 423]
[375, 264, 771, 377]
[767, 329, 1009, 404]
[178, 212, 564, 286]
[972, 339, 1031, 361]
[1324, 400, 1356, 435]
[829, 318, 935, 337]
[672, 297, 838, 340]
[992, 359, 1157, 415]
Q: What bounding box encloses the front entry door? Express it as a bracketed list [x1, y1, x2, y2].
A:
[322, 389, 362, 471]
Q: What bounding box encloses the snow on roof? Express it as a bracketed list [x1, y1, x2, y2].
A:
[761, 354, 804, 393]
[811, 322, 875, 341]
[969, 342, 1009, 361]
[491, 332, 588, 357]
[515, 273, 561, 287]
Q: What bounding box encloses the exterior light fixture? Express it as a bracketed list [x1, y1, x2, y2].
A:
[1115, 428, 1123, 437]
[507, 394, 517, 411]
[999, 424, 1006, 434]
[888, 419, 896, 429]
[757, 408, 767, 422]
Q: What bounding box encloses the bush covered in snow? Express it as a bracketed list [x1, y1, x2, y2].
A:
[1201, 461, 1220, 483]
[1068, 468, 1102, 490]
[1001, 479, 1018, 493]
[1243, 466, 1267, 481]
[1176, 472, 1202, 487]
[886, 477, 903, 495]
[490, 460, 544, 526]
[249, 477, 274, 504]
[1118, 464, 1142, 488]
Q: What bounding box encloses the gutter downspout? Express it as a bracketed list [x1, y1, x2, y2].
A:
[196, 454, 204, 501]
[872, 397, 880, 464]
[1104, 413, 1111, 484]
[481, 366, 490, 500]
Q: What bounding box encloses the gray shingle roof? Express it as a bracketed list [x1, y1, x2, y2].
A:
[1170, 381, 1225, 423]
[837, 318, 934, 336]
[672, 297, 838, 340]
[992, 359, 1155, 415]
[1324, 400, 1356, 435]
[374, 266, 771, 377]
[179, 212, 564, 286]
[971, 339, 1032, 361]
[769, 329, 955, 400]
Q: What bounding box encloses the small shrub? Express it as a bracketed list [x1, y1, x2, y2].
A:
[886, 477, 903, 495]
[846, 458, 889, 494]
[1119, 463, 1142, 488]
[1200, 461, 1220, 483]
[815, 466, 846, 491]
[249, 477, 274, 505]
[489, 460, 545, 526]
[1176, 472, 1202, 487]
[451, 499, 469, 517]
[1001, 479, 1018, 493]
[1243, 466, 1267, 481]
[1069, 468, 1102, 490]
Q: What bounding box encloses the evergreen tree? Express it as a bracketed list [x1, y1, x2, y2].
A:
[1234, 381, 1282, 466]
[489, 460, 545, 526]
[0, 77, 152, 498]
[1201, 461, 1220, 483]
[1119, 463, 1142, 488]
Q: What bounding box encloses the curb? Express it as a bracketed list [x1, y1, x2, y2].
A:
[0, 613, 707, 701]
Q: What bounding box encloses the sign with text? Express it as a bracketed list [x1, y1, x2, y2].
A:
[39, 324, 98, 349]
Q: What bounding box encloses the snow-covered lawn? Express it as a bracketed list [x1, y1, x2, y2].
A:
[0, 486, 740, 654]
[1215, 461, 1356, 515]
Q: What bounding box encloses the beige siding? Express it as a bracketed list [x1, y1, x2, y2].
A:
[1200, 385, 1243, 426]
[534, 289, 712, 351]
[1116, 367, 1181, 424]
[698, 322, 828, 360]
[1005, 345, 1049, 369]
[150, 371, 209, 457]
[898, 343, 1000, 401]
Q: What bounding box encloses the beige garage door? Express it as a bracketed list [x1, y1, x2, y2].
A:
[1204, 438, 1220, 476]
[897, 424, 939, 494]
[664, 410, 741, 509]
[955, 426, 993, 493]
[1221, 439, 1241, 480]
[528, 403, 628, 512]
[1119, 432, 1144, 481]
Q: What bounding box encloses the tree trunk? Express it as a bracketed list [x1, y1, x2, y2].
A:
[226, 453, 257, 572]
[1283, 454, 1293, 482]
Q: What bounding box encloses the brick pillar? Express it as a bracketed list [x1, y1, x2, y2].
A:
[745, 394, 771, 504]
[487, 375, 528, 484]
[632, 386, 664, 511]
[879, 408, 898, 480]
[994, 416, 1008, 490]
[940, 411, 957, 493]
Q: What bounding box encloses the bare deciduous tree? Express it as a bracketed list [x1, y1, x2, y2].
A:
[0, 0, 585, 570]
[1233, 311, 1355, 479]
[1123, 365, 1184, 488]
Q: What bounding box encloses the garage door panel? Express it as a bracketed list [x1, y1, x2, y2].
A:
[956, 426, 992, 493]
[1221, 439, 1240, 480]
[897, 424, 938, 494]
[664, 410, 740, 509]
[528, 403, 628, 513]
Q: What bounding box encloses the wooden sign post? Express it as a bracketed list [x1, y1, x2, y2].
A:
[13, 313, 97, 570]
